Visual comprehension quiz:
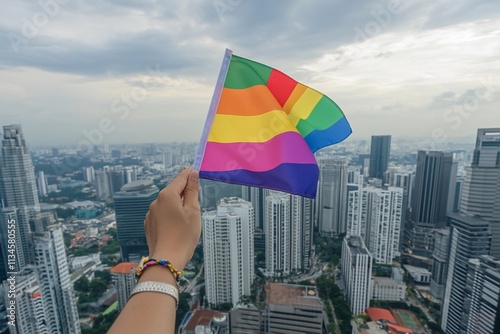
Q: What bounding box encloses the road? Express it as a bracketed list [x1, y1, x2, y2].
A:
[183, 264, 204, 294]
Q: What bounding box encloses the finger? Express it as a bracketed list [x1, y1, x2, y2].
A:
[182, 169, 200, 208]
[166, 167, 193, 196]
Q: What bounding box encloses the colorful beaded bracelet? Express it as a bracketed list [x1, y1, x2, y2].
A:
[135, 256, 182, 284]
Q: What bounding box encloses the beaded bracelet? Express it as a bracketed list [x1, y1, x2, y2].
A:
[135, 256, 182, 284]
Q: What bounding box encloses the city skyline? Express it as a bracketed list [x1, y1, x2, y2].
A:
[1, 122, 499, 333]
[1, 1, 499, 145]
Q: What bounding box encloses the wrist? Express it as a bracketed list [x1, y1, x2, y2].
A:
[150, 250, 188, 272]
[138, 265, 177, 287]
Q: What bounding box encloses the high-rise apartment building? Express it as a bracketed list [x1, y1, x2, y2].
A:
[341, 236, 372, 315]
[203, 198, 254, 307]
[317, 158, 348, 236]
[369, 135, 391, 180]
[2, 267, 48, 334]
[386, 167, 413, 210]
[460, 128, 500, 257]
[37, 171, 47, 197]
[34, 225, 81, 334]
[0, 207, 30, 276]
[110, 262, 137, 311]
[114, 180, 159, 262]
[441, 214, 492, 333]
[265, 192, 291, 276]
[463, 255, 500, 333]
[409, 150, 457, 257]
[265, 192, 313, 275]
[242, 186, 265, 229]
[347, 182, 403, 264]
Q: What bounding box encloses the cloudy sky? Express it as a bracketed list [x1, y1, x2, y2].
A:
[1, 0, 499, 146]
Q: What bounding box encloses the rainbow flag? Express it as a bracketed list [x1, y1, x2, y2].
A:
[194, 49, 351, 198]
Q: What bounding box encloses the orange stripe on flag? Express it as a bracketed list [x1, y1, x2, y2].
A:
[217, 85, 283, 116]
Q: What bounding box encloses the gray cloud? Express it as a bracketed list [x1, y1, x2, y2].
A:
[0, 0, 499, 145]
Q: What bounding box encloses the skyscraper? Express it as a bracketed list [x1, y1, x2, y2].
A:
[409, 150, 457, 257]
[441, 214, 491, 333]
[347, 183, 403, 264]
[110, 262, 137, 312]
[114, 180, 159, 262]
[369, 135, 391, 180]
[429, 228, 450, 301]
[95, 169, 112, 200]
[460, 128, 500, 257]
[34, 225, 81, 334]
[341, 236, 372, 315]
[0, 125, 39, 276]
[317, 158, 348, 236]
[265, 192, 313, 275]
[463, 255, 500, 333]
[265, 192, 291, 276]
[0, 125, 39, 209]
[411, 151, 456, 227]
[203, 198, 254, 307]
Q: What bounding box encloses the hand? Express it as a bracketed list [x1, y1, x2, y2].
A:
[144, 167, 201, 272]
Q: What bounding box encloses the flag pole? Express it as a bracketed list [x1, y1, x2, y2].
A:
[193, 48, 233, 171]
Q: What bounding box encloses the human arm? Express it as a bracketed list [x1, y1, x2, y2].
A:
[108, 167, 201, 334]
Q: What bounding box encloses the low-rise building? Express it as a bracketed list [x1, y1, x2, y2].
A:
[404, 264, 431, 284]
[371, 277, 406, 301]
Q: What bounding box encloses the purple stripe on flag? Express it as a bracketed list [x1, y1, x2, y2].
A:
[200, 132, 316, 172]
[200, 163, 319, 198]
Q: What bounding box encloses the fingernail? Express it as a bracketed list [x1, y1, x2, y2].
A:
[190, 170, 199, 181]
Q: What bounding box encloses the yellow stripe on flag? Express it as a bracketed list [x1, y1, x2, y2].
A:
[207, 110, 299, 143]
[288, 88, 323, 126]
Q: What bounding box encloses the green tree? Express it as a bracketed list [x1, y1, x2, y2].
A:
[63, 232, 73, 248]
[175, 293, 191, 330]
[74, 276, 90, 293]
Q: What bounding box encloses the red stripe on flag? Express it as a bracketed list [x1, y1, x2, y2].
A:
[267, 69, 298, 107]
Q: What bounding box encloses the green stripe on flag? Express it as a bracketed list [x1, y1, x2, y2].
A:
[224, 56, 273, 89]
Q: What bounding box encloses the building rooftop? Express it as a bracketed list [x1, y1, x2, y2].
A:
[366, 308, 397, 324]
[110, 262, 137, 275]
[119, 179, 154, 192]
[183, 309, 221, 332]
[372, 277, 405, 287]
[403, 265, 431, 276]
[347, 236, 370, 256]
[266, 283, 322, 307]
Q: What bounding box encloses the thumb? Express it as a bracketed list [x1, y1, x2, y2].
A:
[183, 169, 200, 209]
